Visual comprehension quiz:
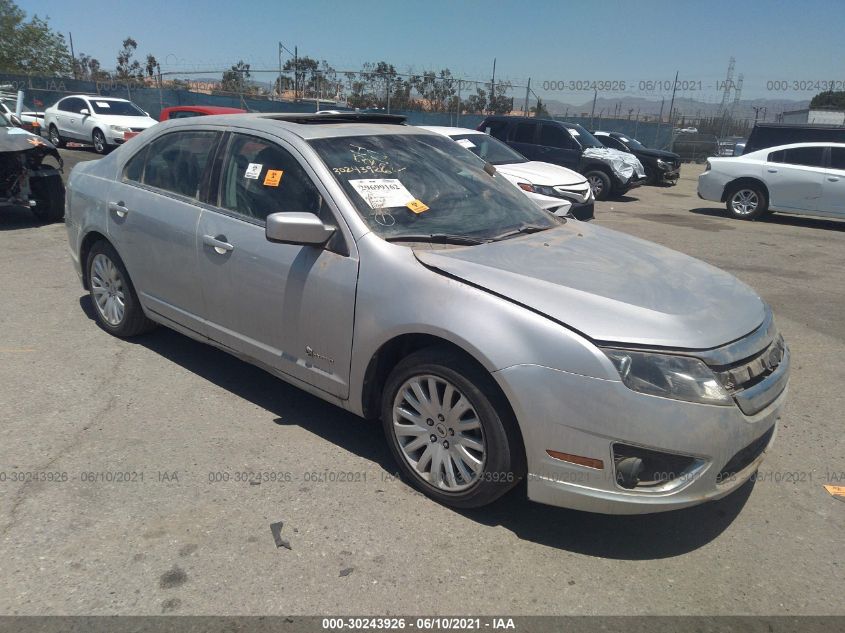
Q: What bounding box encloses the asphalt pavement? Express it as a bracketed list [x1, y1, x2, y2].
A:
[0, 150, 843, 615]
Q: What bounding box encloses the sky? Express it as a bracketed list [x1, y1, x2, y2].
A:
[17, 0, 845, 104]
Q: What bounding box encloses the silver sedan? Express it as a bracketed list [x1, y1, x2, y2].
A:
[65, 113, 789, 513]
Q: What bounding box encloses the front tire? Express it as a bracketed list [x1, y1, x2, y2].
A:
[92, 128, 109, 154]
[381, 348, 524, 508]
[86, 241, 155, 337]
[726, 183, 768, 220]
[585, 170, 612, 201]
[29, 171, 65, 223]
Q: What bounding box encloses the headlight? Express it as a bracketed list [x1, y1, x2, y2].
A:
[110, 125, 130, 133]
[517, 182, 535, 193]
[656, 158, 670, 170]
[531, 184, 566, 198]
[602, 348, 732, 406]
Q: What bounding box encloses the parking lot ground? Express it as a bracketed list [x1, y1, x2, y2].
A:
[1, 152, 843, 615]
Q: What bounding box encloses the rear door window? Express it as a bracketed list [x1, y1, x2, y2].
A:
[769, 146, 826, 168]
[141, 131, 219, 198]
[829, 147, 845, 171]
[513, 122, 537, 144]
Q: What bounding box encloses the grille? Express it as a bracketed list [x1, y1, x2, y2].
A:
[713, 334, 785, 393]
[717, 424, 775, 483]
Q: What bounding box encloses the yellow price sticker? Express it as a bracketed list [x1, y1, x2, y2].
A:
[406, 199, 429, 214]
[263, 169, 284, 187]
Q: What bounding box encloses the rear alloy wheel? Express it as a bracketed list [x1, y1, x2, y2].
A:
[87, 241, 155, 337]
[29, 170, 65, 223]
[585, 170, 612, 201]
[381, 348, 524, 508]
[92, 129, 108, 154]
[726, 184, 768, 220]
[48, 124, 65, 148]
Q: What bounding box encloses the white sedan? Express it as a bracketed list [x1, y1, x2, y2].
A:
[421, 126, 594, 220]
[43, 95, 158, 154]
[698, 142, 845, 220]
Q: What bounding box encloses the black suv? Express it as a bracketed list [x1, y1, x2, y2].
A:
[593, 131, 681, 186]
[477, 115, 646, 200]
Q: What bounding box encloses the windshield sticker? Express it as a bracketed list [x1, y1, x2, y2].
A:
[620, 137, 629, 142]
[406, 199, 429, 214]
[244, 163, 263, 179]
[333, 165, 396, 176]
[568, 129, 580, 136]
[96, 101, 110, 108]
[349, 179, 414, 209]
[456, 138, 476, 149]
[263, 169, 283, 187]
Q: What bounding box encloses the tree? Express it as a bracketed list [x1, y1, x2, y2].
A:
[145, 53, 158, 79]
[531, 97, 550, 118]
[220, 60, 258, 95]
[115, 37, 143, 80]
[811, 90, 845, 108]
[73, 52, 110, 82]
[0, 0, 71, 75]
[463, 87, 488, 114]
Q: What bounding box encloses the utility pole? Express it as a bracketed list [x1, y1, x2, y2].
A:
[68, 32, 76, 79]
[294, 46, 298, 101]
[157, 63, 163, 113]
[655, 96, 665, 147]
[489, 58, 496, 115]
[667, 70, 679, 131]
[456, 79, 462, 126]
[385, 74, 390, 113]
[279, 42, 284, 101]
[590, 89, 597, 128]
[524, 77, 531, 117]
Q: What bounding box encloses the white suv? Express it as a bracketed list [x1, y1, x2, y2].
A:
[43, 95, 158, 154]
[698, 142, 845, 220]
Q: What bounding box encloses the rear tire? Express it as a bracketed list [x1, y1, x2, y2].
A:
[48, 124, 65, 148]
[29, 171, 65, 223]
[381, 347, 524, 509]
[585, 170, 612, 201]
[726, 183, 768, 220]
[86, 241, 156, 337]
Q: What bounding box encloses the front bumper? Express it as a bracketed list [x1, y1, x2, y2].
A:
[657, 168, 680, 184]
[494, 348, 789, 514]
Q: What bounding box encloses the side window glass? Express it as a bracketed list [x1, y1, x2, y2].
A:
[142, 131, 218, 198]
[219, 134, 322, 222]
[57, 99, 70, 112]
[782, 146, 826, 168]
[539, 124, 574, 149]
[830, 147, 845, 171]
[768, 150, 785, 163]
[513, 122, 536, 144]
[124, 146, 148, 182]
[170, 111, 200, 119]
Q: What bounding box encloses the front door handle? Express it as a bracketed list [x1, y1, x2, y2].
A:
[203, 234, 234, 254]
[767, 168, 778, 173]
[828, 176, 840, 182]
[108, 201, 129, 217]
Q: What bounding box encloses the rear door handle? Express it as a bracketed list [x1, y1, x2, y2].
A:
[767, 168, 778, 173]
[108, 201, 129, 217]
[827, 176, 840, 182]
[203, 234, 234, 254]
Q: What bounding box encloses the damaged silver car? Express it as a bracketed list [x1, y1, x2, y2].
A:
[65, 113, 789, 514]
[0, 112, 64, 222]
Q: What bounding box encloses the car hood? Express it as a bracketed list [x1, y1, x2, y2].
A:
[634, 147, 681, 161]
[414, 222, 765, 349]
[94, 114, 158, 128]
[495, 161, 586, 186]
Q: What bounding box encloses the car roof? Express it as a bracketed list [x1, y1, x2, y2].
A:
[65, 95, 129, 102]
[750, 141, 845, 153]
[161, 112, 431, 140]
[419, 125, 481, 136]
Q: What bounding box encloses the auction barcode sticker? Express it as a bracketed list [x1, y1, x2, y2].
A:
[349, 179, 415, 209]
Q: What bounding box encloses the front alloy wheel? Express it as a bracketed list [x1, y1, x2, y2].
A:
[392, 374, 486, 492]
[92, 129, 107, 154]
[381, 348, 524, 508]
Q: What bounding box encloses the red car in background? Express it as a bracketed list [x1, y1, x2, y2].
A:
[123, 106, 247, 140]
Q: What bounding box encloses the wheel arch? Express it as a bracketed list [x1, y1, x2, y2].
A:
[721, 177, 769, 203]
[78, 230, 111, 290]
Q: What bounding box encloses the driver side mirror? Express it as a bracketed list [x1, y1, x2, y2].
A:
[265, 212, 335, 246]
[79, 108, 90, 116]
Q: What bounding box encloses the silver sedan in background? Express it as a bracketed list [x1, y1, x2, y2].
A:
[64, 113, 789, 514]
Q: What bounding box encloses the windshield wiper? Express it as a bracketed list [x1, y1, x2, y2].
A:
[385, 233, 490, 246]
[490, 224, 555, 242]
